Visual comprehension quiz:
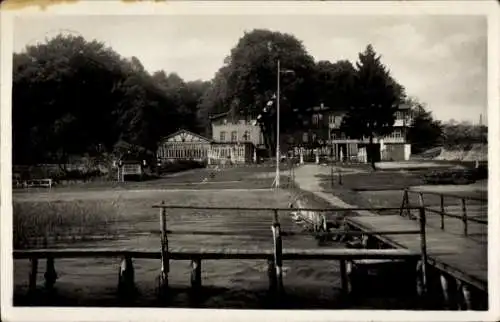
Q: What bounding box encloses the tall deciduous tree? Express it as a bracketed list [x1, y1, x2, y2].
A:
[340, 44, 406, 169]
[199, 29, 317, 156]
[12, 34, 184, 167]
[314, 60, 356, 109]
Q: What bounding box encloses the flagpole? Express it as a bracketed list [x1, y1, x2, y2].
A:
[275, 59, 281, 189]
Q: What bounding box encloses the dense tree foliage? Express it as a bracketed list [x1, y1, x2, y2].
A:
[406, 98, 444, 154]
[14, 30, 465, 168]
[441, 121, 487, 149]
[198, 29, 317, 156]
[340, 44, 406, 169]
[13, 35, 207, 167]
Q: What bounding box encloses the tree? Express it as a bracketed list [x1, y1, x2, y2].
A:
[12, 34, 126, 166]
[314, 60, 356, 109]
[406, 98, 443, 154]
[199, 29, 317, 156]
[441, 120, 487, 149]
[12, 34, 185, 168]
[340, 44, 406, 169]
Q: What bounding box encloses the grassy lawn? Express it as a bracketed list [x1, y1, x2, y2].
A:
[13, 165, 297, 249]
[315, 169, 486, 210]
[14, 166, 295, 193]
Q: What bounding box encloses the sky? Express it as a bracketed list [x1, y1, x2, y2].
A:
[13, 14, 488, 124]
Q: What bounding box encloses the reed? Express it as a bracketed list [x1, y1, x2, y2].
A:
[13, 199, 122, 249]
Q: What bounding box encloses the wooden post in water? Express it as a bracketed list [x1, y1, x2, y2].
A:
[159, 201, 169, 295]
[118, 255, 135, 299]
[29, 258, 38, 295]
[272, 209, 284, 298]
[461, 198, 468, 237]
[330, 166, 334, 188]
[339, 260, 349, 296]
[191, 258, 202, 290]
[399, 190, 408, 217]
[461, 283, 473, 310]
[44, 257, 58, 290]
[417, 195, 428, 298]
[267, 257, 277, 292]
[440, 194, 445, 230]
[440, 274, 451, 309]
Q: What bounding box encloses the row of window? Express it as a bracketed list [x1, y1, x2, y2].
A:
[219, 130, 251, 142]
[212, 147, 246, 158]
[158, 145, 208, 159]
[326, 112, 410, 127]
[300, 129, 405, 143]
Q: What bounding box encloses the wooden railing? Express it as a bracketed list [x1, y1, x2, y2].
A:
[14, 204, 426, 303]
[400, 188, 487, 237]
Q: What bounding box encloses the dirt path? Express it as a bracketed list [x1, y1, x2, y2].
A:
[293, 165, 377, 217]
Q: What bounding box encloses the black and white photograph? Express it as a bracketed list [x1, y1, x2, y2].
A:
[1, 1, 498, 321]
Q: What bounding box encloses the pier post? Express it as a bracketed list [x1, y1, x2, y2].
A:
[339, 260, 350, 296]
[44, 257, 58, 290]
[461, 198, 468, 237]
[29, 258, 38, 295]
[417, 194, 428, 298]
[272, 209, 284, 298]
[399, 190, 408, 217]
[440, 195, 445, 230]
[159, 201, 169, 296]
[440, 274, 452, 309]
[330, 166, 334, 188]
[190, 258, 202, 290]
[118, 255, 135, 300]
[267, 258, 277, 292]
[456, 280, 473, 310]
[461, 283, 473, 310]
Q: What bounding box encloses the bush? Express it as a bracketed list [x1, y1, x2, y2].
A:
[423, 167, 476, 185]
[158, 159, 206, 175]
[52, 169, 106, 183]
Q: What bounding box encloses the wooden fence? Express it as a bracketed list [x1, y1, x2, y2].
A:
[14, 205, 426, 304]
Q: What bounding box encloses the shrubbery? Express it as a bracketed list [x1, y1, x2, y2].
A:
[158, 159, 206, 175]
[14, 165, 107, 183]
[422, 166, 487, 185]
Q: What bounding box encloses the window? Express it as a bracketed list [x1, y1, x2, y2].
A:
[302, 132, 308, 143]
[231, 131, 237, 142]
[312, 114, 319, 125]
[220, 131, 226, 142]
[242, 131, 250, 141]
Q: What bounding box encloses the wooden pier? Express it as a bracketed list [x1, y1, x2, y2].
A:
[345, 188, 488, 310]
[14, 204, 426, 307]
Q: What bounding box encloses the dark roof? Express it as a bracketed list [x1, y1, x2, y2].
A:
[209, 111, 230, 120]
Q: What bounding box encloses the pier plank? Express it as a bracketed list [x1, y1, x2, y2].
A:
[13, 247, 420, 260]
[347, 215, 487, 291]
